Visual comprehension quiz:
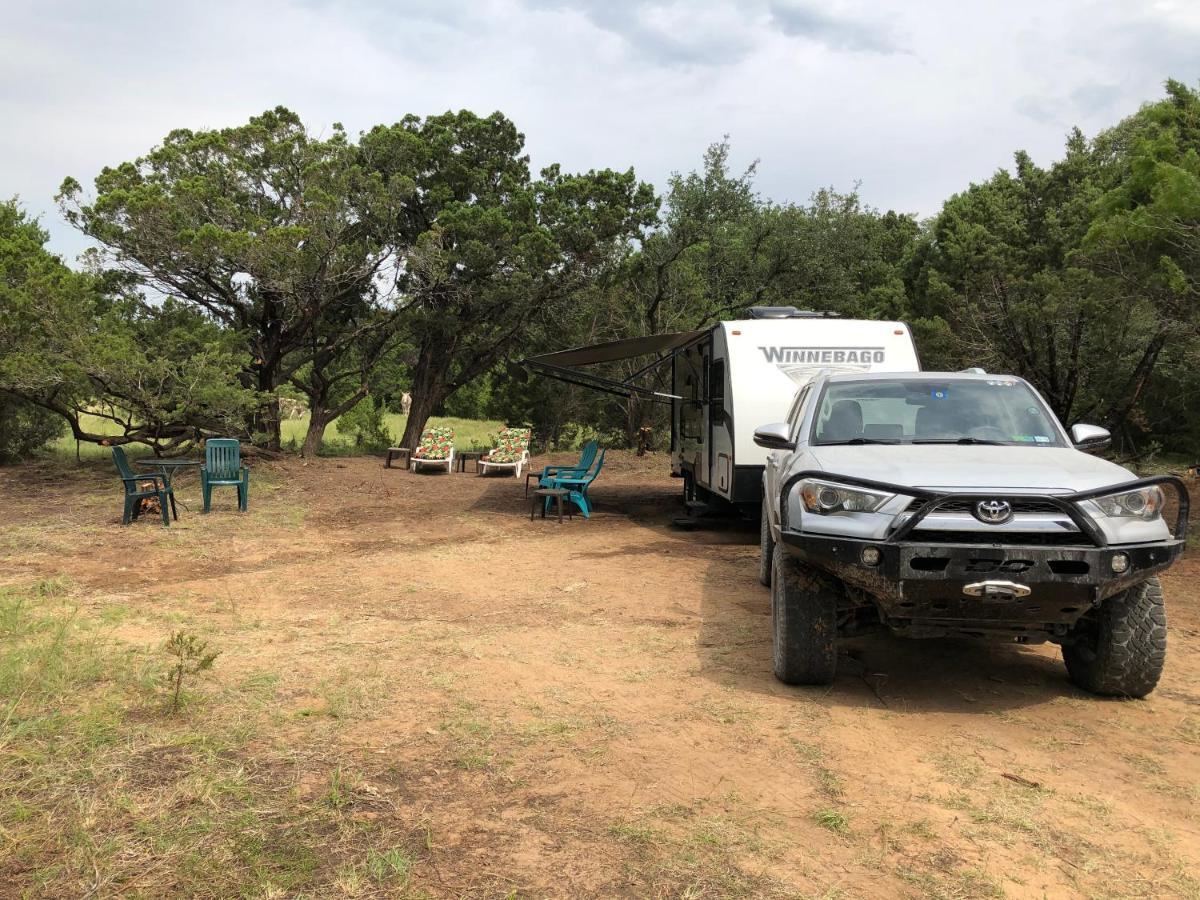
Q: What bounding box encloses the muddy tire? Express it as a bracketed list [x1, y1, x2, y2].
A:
[1062, 577, 1167, 698]
[771, 544, 838, 685]
[758, 502, 774, 587]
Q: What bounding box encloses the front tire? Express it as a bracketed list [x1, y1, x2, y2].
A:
[758, 502, 775, 587]
[1062, 577, 1167, 698]
[771, 544, 839, 685]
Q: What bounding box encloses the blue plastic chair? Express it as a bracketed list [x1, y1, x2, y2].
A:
[540, 447, 606, 518]
[539, 440, 598, 482]
[201, 439, 249, 513]
[112, 447, 172, 527]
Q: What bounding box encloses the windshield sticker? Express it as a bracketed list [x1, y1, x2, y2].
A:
[1014, 435, 1036, 442]
[930, 388, 948, 400]
[1033, 435, 1051, 443]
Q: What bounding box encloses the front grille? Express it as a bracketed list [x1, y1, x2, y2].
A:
[905, 498, 1064, 514]
[905, 530, 1089, 547]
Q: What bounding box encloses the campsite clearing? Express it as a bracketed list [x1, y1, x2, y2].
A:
[2, 453, 1198, 898]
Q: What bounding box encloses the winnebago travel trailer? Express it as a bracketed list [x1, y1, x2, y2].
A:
[522, 307, 921, 507]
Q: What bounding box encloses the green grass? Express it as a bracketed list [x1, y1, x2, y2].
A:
[49, 411, 504, 459]
[0, 582, 422, 895]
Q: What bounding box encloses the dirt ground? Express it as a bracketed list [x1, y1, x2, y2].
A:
[2, 451, 1199, 898]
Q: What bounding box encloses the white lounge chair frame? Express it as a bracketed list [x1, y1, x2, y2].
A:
[410, 446, 455, 474]
[477, 447, 529, 478]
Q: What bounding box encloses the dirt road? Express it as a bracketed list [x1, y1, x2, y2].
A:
[2, 452, 1197, 897]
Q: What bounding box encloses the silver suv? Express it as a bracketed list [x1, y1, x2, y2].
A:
[755, 371, 1188, 697]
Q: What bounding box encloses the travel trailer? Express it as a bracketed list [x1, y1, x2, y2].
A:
[522, 307, 921, 508]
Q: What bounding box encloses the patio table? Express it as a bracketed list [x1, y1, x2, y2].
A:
[135, 458, 200, 519]
[455, 450, 485, 473]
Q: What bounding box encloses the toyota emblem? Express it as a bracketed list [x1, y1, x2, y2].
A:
[975, 500, 1013, 525]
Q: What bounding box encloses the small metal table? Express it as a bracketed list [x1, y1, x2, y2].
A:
[525, 469, 544, 497]
[136, 458, 200, 520]
[531, 488, 572, 524]
[455, 451, 485, 473]
[385, 447, 411, 469]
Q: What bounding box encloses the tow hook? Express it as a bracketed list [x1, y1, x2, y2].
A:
[963, 580, 1032, 600]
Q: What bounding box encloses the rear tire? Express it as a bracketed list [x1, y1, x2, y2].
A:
[771, 544, 839, 685]
[758, 502, 774, 587]
[1062, 577, 1167, 698]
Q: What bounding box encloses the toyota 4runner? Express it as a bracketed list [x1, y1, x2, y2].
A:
[756, 371, 1189, 697]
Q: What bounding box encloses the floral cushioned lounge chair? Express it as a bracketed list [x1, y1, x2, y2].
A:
[477, 426, 531, 478]
[410, 426, 455, 474]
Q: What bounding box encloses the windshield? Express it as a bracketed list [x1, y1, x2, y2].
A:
[810, 378, 1066, 447]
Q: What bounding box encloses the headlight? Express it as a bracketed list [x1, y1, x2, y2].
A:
[798, 479, 893, 514]
[1092, 486, 1164, 520]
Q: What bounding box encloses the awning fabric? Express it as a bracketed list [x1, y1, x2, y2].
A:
[523, 330, 705, 368]
[520, 330, 706, 403]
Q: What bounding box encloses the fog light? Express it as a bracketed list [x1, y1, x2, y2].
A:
[860, 546, 882, 567]
[1111, 553, 1130, 574]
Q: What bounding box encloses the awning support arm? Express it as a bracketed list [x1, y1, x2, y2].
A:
[524, 360, 681, 404]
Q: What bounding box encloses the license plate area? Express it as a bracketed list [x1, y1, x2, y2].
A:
[900, 545, 1095, 583]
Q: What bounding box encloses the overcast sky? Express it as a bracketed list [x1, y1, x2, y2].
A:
[4, 0, 1198, 262]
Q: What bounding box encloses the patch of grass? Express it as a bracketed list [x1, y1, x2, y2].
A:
[365, 847, 412, 883]
[0, 587, 425, 895]
[609, 820, 658, 845]
[452, 750, 494, 771]
[813, 808, 850, 835]
[930, 749, 986, 787]
[898, 863, 1005, 900]
[904, 818, 937, 840]
[47, 411, 505, 459]
[1175, 717, 1200, 745]
[1125, 752, 1166, 776]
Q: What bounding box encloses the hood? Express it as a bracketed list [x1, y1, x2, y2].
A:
[805, 445, 1135, 493]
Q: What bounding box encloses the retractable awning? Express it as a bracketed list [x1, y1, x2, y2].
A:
[521, 329, 706, 402]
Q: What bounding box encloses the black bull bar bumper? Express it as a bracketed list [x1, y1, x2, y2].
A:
[777, 472, 1189, 633]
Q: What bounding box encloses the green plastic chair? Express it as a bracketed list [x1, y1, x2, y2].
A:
[539, 447, 606, 518]
[201, 439, 249, 513]
[539, 440, 598, 482]
[112, 447, 172, 527]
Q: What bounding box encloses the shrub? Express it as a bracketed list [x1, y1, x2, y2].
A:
[337, 397, 392, 452]
[0, 396, 64, 464]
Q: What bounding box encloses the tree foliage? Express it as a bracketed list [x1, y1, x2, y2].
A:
[5, 82, 1198, 461]
[0, 200, 255, 456]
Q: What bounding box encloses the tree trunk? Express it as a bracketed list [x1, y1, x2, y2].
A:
[399, 344, 451, 449]
[301, 410, 333, 458]
[250, 360, 282, 450]
[1108, 329, 1169, 448]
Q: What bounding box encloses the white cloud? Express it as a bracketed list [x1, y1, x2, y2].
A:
[1, 0, 1197, 263]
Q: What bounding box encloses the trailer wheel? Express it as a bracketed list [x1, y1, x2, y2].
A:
[1062, 577, 1167, 698]
[771, 544, 838, 685]
[758, 502, 774, 587]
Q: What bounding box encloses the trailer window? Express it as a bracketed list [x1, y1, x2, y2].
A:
[709, 359, 725, 420]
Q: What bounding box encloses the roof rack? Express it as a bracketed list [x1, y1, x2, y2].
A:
[746, 306, 841, 320]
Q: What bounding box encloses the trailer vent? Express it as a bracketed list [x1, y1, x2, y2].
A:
[746, 306, 841, 320]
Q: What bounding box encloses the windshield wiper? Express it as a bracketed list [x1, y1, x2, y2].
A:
[911, 437, 1004, 445]
[818, 438, 900, 445]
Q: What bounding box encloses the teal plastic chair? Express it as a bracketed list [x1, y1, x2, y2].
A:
[201, 439, 249, 512]
[540, 447, 606, 518]
[112, 447, 172, 527]
[539, 440, 598, 482]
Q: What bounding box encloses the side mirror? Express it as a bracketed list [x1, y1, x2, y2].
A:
[753, 422, 795, 451]
[1070, 423, 1111, 451]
